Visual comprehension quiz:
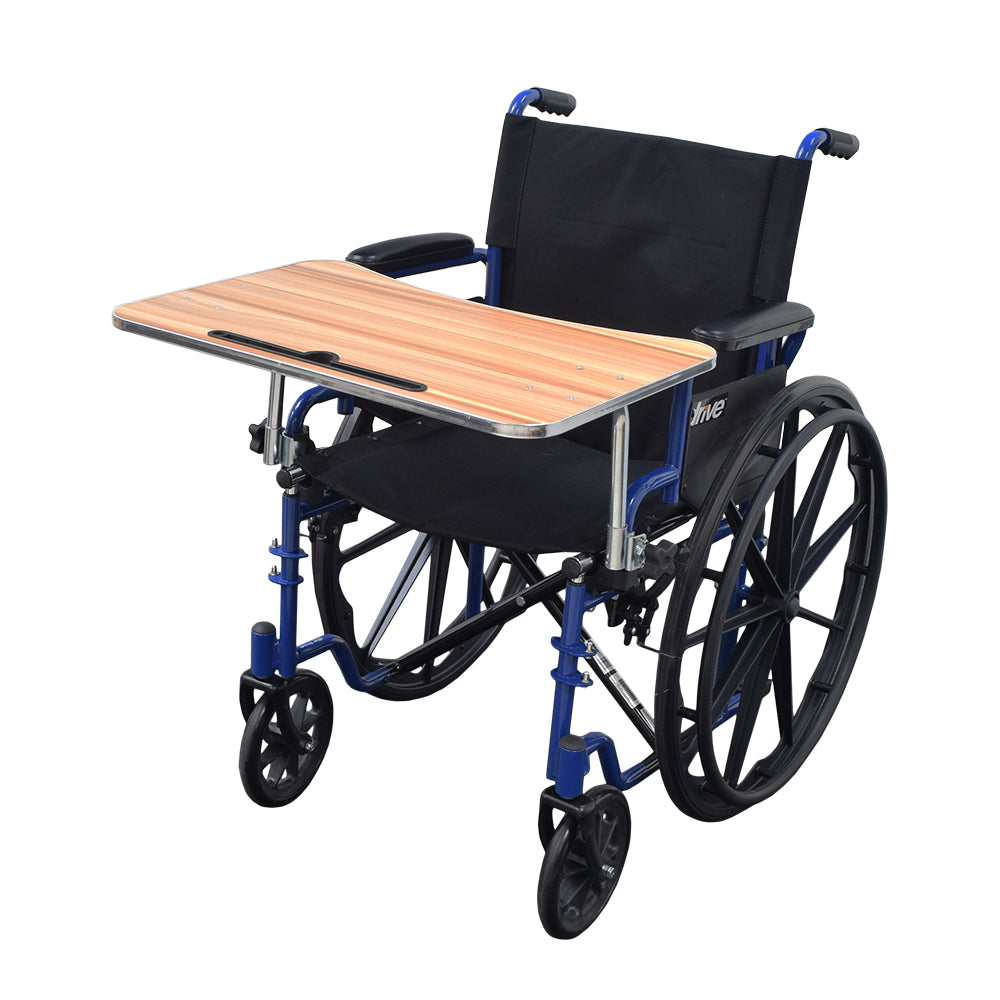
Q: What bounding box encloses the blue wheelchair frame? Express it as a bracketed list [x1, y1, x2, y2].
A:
[246, 90, 830, 804]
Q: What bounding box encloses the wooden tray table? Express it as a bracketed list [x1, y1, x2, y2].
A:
[114, 260, 716, 438]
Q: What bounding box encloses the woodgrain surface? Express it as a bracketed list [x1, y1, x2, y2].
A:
[114, 260, 716, 434]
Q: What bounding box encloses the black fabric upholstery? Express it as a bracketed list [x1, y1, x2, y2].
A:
[309, 117, 813, 555]
[301, 368, 785, 554]
[300, 419, 690, 554]
[485, 114, 811, 459]
[752, 158, 812, 302]
[681, 366, 787, 506]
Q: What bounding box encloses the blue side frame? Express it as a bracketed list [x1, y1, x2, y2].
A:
[249, 95, 827, 800]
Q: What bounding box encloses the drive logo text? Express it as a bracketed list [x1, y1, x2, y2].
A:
[689, 393, 728, 427]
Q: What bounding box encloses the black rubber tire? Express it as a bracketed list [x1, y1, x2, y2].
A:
[239, 670, 334, 807]
[311, 509, 524, 701]
[656, 378, 887, 822]
[537, 786, 631, 939]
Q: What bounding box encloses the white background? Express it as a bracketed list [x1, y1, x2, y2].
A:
[4, 2, 996, 996]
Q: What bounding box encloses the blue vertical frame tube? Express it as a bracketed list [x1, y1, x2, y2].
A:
[662, 379, 693, 504]
[545, 580, 592, 781]
[273, 490, 305, 678]
[485, 246, 503, 306]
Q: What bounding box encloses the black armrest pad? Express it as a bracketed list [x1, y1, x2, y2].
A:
[346, 233, 475, 274]
[692, 302, 814, 351]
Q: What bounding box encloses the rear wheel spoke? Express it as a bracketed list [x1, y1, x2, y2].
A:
[420, 539, 454, 680]
[797, 500, 868, 588]
[771, 625, 793, 743]
[726, 503, 781, 597]
[424, 539, 452, 642]
[791, 425, 846, 578]
[363, 533, 434, 652]
[685, 600, 775, 649]
[711, 616, 782, 719]
[796, 606, 844, 631]
[340, 522, 410, 563]
[723, 628, 781, 783]
[768, 466, 797, 590]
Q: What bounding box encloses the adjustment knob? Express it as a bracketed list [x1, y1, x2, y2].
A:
[248, 420, 267, 454]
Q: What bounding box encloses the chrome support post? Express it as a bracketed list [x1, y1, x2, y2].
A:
[606, 407, 630, 571]
[263, 372, 286, 466]
[605, 406, 648, 572]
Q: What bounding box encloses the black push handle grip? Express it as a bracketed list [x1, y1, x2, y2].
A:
[818, 128, 860, 160]
[529, 88, 576, 117]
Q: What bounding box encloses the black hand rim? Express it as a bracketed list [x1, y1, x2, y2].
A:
[537, 786, 631, 939]
[239, 670, 334, 807]
[656, 378, 887, 822]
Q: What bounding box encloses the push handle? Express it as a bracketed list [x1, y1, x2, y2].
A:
[529, 88, 576, 117]
[795, 128, 861, 161]
[818, 128, 860, 159]
[508, 87, 576, 117]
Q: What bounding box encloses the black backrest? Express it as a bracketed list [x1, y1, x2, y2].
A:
[485, 114, 811, 459]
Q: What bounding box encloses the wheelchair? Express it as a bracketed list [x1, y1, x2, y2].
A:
[115, 88, 886, 938]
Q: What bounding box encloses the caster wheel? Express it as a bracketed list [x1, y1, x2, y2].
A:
[537, 786, 630, 939]
[239, 670, 333, 807]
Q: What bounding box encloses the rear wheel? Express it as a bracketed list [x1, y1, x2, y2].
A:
[311, 507, 524, 700]
[656, 378, 886, 821]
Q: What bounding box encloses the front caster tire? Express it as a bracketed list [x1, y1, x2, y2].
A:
[239, 670, 333, 807]
[537, 786, 631, 939]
